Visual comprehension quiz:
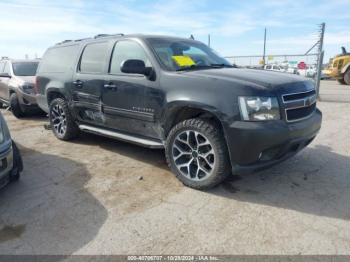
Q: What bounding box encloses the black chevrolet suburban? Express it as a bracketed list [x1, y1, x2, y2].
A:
[36, 34, 322, 189]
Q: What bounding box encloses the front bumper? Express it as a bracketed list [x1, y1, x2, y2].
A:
[224, 109, 322, 174]
[17, 89, 40, 109]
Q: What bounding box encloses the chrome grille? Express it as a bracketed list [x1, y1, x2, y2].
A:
[282, 90, 317, 122]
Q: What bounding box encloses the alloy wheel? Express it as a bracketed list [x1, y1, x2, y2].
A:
[51, 104, 67, 136]
[172, 130, 215, 181]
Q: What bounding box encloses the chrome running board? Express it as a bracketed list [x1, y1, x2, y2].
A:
[79, 124, 164, 148]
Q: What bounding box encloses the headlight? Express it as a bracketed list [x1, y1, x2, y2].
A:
[238, 96, 280, 121]
[19, 83, 35, 94]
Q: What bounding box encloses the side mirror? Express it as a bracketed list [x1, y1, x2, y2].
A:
[0, 72, 11, 78]
[121, 59, 152, 76]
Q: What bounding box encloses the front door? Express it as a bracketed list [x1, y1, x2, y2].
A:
[102, 40, 159, 138]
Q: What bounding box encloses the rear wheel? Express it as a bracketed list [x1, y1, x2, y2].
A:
[49, 98, 80, 140]
[10, 93, 25, 118]
[344, 69, 350, 85]
[165, 118, 231, 190]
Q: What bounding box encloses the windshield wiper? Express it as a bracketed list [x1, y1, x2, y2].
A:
[176, 64, 233, 72]
[209, 63, 233, 68]
[176, 65, 211, 71]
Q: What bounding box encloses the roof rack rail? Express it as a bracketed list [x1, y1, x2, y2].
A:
[94, 33, 124, 39]
[74, 37, 91, 42]
[55, 40, 73, 45]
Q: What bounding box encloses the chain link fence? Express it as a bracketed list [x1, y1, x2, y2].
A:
[224, 23, 326, 96]
[224, 53, 319, 80]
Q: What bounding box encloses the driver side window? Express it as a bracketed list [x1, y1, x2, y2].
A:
[110, 41, 151, 75]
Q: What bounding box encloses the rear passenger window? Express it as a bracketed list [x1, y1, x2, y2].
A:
[39, 45, 79, 73]
[110, 41, 151, 74]
[80, 42, 109, 74]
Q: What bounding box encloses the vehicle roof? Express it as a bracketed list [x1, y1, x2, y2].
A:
[53, 34, 202, 47]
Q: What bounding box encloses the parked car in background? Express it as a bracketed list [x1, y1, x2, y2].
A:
[264, 64, 285, 72]
[297, 65, 317, 78]
[0, 111, 23, 188]
[36, 34, 322, 189]
[0, 58, 43, 118]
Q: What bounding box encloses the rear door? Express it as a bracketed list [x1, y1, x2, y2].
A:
[72, 41, 111, 126]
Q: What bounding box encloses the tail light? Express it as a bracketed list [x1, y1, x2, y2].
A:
[34, 76, 39, 94]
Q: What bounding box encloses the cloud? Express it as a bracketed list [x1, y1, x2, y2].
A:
[1, 0, 350, 59]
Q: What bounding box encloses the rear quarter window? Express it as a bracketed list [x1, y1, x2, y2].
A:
[39, 45, 79, 73]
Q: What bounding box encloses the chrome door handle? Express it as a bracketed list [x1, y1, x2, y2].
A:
[104, 83, 117, 89]
[73, 80, 84, 88]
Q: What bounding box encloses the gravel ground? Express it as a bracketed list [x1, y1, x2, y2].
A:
[0, 83, 350, 255]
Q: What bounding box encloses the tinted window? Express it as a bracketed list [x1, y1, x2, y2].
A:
[110, 41, 151, 74]
[12, 62, 39, 76]
[80, 42, 109, 74]
[39, 45, 79, 73]
[147, 38, 230, 71]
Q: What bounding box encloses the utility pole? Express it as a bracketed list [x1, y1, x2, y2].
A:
[263, 28, 267, 66]
[315, 23, 325, 98]
[208, 34, 211, 47]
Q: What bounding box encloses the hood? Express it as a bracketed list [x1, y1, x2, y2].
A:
[185, 68, 310, 89]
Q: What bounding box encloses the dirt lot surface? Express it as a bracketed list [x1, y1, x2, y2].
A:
[1, 83, 350, 255]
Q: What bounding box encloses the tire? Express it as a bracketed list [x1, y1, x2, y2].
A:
[10, 93, 25, 118]
[344, 69, 350, 85]
[337, 79, 346, 85]
[9, 141, 23, 182]
[165, 118, 231, 190]
[49, 98, 80, 140]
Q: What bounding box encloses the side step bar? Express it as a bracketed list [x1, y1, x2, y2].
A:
[78, 124, 164, 149]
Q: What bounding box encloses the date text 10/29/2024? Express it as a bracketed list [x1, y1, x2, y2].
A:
[127, 256, 219, 261]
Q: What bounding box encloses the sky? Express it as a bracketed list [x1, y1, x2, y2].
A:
[0, 0, 349, 63]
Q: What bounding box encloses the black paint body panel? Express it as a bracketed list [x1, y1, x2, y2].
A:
[36, 34, 322, 173]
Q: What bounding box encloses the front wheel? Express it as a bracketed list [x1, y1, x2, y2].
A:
[344, 69, 350, 85]
[10, 93, 25, 118]
[49, 98, 80, 140]
[337, 79, 346, 85]
[165, 118, 231, 190]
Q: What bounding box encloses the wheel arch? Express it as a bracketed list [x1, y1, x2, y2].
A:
[162, 102, 226, 138]
[46, 88, 67, 105]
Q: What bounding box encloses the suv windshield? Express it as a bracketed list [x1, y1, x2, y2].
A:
[12, 62, 39, 76]
[147, 38, 232, 71]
